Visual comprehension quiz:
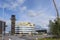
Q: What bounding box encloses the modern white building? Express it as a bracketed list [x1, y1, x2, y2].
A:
[15, 22, 35, 34]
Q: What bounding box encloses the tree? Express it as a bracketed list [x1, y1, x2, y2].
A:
[49, 18, 60, 37]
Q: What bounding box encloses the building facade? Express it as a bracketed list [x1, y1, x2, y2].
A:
[15, 22, 35, 34]
[0, 21, 6, 34]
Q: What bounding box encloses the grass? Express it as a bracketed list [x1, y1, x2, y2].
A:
[38, 38, 60, 40]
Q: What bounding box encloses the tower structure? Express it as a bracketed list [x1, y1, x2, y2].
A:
[11, 15, 16, 35]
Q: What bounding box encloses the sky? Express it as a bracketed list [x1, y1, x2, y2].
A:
[0, 0, 60, 33]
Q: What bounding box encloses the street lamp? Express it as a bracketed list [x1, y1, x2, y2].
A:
[53, 0, 59, 20]
[2, 5, 5, 40]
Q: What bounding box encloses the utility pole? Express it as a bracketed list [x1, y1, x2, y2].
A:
[53, 0, 59, 20]
[2, 6, 4, 40]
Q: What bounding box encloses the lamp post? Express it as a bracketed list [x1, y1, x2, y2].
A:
[53, 0, 59, 20]
[2, 7, 4, 40]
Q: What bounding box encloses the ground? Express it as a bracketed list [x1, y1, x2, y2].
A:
[0, 34, 60, 40]
[39, 38, 60, 40]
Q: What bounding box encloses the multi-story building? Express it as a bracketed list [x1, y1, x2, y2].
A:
[15, 22, 35, 34]
[0, 20, 6, 34]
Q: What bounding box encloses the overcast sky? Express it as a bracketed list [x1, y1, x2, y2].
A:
[0, 0, 60, 33]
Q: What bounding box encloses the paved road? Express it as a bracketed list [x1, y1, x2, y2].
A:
[9, 36, 26, 40]
[17, 35, 53, 40]
[19, 36, 35, 40]
[0, 36, 9, 40]
[0, 34, 53, 40]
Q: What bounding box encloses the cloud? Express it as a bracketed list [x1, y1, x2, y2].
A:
[21, 6, 27, 11]
[20, 6, 27, 13]
[0, 0, 26, 10]
[27, 10, 38, 17]
[0, 0, 27, 18]
[27, 6, 50, 17]
[26, 7, 56, 27]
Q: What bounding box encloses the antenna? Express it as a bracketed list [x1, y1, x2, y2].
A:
[53, 0, 59, 20]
